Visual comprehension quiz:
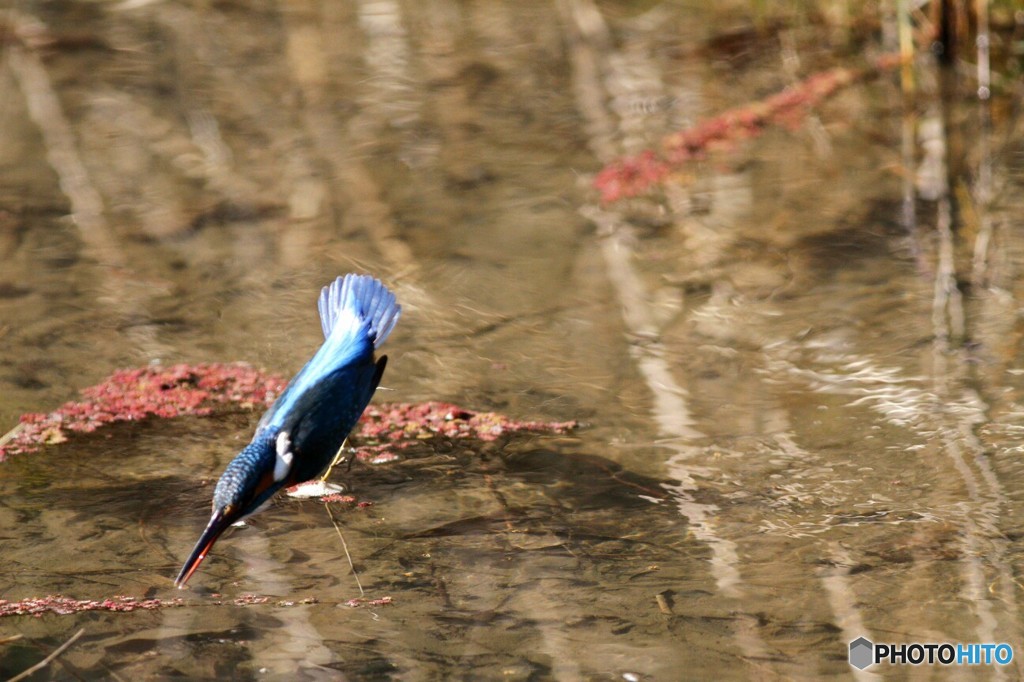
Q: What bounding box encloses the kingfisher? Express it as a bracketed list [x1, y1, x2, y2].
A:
[174, 274, 401, 588]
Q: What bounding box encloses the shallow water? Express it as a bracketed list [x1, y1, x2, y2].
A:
[2, 0, 1024, 679]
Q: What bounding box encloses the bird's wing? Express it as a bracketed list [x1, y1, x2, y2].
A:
[264, 355, 386, 483]
[260, 324, 372, 426]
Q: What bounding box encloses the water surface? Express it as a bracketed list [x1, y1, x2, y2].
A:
[1, 1, 1023, 679]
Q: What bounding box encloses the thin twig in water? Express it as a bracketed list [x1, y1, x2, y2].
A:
[7, 628, 85, 682]
[0, 424, 23, 450]
[319, 437, 349, 482]
[325, 502, 364, 597]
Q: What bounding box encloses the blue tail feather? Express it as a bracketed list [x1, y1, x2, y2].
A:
[318, 274, 401, 349]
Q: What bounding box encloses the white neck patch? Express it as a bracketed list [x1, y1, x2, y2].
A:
[274, 431, 294, 482]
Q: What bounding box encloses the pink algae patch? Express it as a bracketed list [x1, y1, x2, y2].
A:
[594, 54, 904, 203]
[0, 595, 184, 617]
[350, 401, 577, 463]
[0, 594, 326, 619]
[344, 596, 393, 608]
[0, 363, 286, 460]
[220, 594, 270, 606]
[0, 367, 578, 463]
[319, 493, 361, 505]
[359, 401, 577, 443]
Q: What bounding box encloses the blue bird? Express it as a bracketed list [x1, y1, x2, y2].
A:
[174, 274, 401, 588]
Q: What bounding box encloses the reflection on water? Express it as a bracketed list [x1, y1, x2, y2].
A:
[2, 0, 1024, 679]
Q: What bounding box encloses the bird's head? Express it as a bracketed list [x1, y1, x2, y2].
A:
[174, 433, 291, 588]
[173, 501, 245, 588]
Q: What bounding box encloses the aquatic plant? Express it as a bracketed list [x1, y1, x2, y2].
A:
[0, 594, 330, 618]
[352, 401, 577, 463]
[0, 364, 577, 461]
[344, 596, 393, 608]
[0, 595, 184, 617]
[593, 53, 904, 203]
[0, 363, 285, 459]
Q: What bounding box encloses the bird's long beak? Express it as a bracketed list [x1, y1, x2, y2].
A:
[174, 508, 235, 588]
